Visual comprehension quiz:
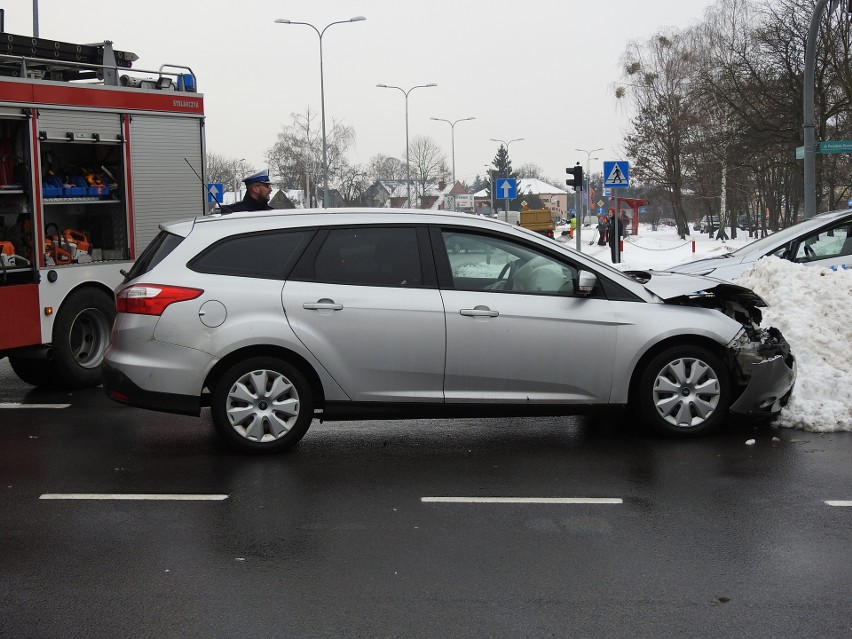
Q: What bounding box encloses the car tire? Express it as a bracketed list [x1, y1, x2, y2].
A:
[211, 357, 313, 453]
[636, 345, 731, 437]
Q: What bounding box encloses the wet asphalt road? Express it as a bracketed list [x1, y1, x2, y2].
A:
[1, 360, 851, 639]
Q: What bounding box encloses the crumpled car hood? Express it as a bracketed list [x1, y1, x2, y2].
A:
[665, 253, 743, 274]
[631, 270, 767, 307]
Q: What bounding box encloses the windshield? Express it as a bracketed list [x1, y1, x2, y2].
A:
[728, 216, 832, 256]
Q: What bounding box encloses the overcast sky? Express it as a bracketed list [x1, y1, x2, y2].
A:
[4, 0, 714, 185]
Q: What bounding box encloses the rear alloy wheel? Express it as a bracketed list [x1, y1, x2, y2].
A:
[637, 345, 731, 436]
[211, 357, 313, 453]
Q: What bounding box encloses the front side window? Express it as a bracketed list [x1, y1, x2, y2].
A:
[793, 221, 852, 262]
[309, 227, 422, 287]
[441, 230, 578, 296]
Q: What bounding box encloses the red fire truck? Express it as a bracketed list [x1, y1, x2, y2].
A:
[0, 33, 206, 388]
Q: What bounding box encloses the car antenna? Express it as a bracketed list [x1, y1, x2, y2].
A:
[184, 158, 221, 213]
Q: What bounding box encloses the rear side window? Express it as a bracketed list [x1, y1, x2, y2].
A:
[189, 230, 313, 279]
[293, 227, 422, 287]
[126, 231, 184, 280]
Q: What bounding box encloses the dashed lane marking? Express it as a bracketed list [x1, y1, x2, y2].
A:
[39, 494, 228, 501]
[421, 497, 623, 504]
[0, 403, 70, 409]
[825, 501, 852, 507]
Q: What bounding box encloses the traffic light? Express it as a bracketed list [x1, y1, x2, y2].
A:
[566, 163, 583, 191]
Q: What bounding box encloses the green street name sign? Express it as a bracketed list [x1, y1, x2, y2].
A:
[818, 140, 852, 154]
[796, 140, 852, 159]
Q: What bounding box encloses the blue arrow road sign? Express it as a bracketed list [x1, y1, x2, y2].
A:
[495, 178, 517, 200]
[207, 183, 223, 204]
[603, 161, 629, 188]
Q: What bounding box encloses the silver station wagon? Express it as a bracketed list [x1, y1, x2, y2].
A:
[102, 209, 796, 453]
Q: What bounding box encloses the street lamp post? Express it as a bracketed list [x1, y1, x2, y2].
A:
[275, 16, 366, 208]
[576, 147, 603, 222]
[430, 116, 475, 183]
[377, 83, 437, 207]
[484, 165, 496, 217]
[489, 137, 524, 221]
[233, 157, 246, 204]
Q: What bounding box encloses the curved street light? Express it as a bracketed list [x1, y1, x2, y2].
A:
[489, 137, 524, 177]
[430, 116, 475, 184]
[275, 16, 366, 207]
[377, 83, 437, 207]
[576, 146, 603, 220]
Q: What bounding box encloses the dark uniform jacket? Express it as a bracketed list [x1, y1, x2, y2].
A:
[221, 194, 272, 213]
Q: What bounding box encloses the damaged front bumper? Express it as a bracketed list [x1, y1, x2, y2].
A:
[728, 326, 797, 417]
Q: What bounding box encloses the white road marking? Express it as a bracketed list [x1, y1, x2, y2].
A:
[0, 403, 70, 409]
[39, 494, 228, 501]
[421, 497, 622, 504]
[825, 500, 852, 507]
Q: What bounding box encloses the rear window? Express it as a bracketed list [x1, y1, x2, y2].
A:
[125, 231, 184, 281]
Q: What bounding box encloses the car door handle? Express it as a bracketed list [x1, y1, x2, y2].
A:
[303, 300, 344, 311]
[460, 306, 499, 317]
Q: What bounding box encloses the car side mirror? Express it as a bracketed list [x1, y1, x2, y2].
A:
[577, 270, 597, 296]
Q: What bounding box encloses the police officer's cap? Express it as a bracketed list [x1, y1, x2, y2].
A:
[243, 170, 272, 186]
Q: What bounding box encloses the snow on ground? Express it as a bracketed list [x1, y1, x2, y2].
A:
[557, 223, 851, 433]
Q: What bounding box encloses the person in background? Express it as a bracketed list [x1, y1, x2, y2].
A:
[222, 170, 273, 213]
[596, 215, 607, 245]
[607, 209, 624, 263]
[620, 210, 631, 238]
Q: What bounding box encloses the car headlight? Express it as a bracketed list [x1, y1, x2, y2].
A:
[727, 327, 765, 373]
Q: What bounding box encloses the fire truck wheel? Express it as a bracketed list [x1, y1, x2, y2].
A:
[8, 358, 61, 388]
[51, 288, 116, 389]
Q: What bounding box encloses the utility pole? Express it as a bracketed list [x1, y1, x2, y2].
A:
[803, 0, 831, 219]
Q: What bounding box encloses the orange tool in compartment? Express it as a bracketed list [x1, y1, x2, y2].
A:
[0, 240, 15, 266]
[63, 229, 90, 255]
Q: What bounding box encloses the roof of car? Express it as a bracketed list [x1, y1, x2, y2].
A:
[163, 207, 525, 240]
[193, 207, 505, 229]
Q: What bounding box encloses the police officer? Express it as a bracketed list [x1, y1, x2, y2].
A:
[222, 170, 273, 213]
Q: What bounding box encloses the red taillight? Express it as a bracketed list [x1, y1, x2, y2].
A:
[116, 284, 203, 316]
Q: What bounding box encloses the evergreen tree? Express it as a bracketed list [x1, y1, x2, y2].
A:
[470, 174, 488, 193]
[486, 144, 516, 203]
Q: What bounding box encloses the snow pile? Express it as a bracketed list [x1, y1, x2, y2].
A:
[736, 257, 852, 432]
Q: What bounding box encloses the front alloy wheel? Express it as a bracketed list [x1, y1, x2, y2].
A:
[638, 345, 731, 436]
[211, 357, 313, 453]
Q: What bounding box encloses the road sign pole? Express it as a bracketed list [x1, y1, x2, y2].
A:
[614, 188, 620, 264]
[575, 189, 583, 252]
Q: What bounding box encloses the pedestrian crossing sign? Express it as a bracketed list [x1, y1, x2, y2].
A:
[603, 161, 629, 188]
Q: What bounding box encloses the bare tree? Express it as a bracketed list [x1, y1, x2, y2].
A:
[337, 163, 370, 206]
[205, 152, 244, 187]
[619, 30, 700, 237]
[367, 154, 406, 181]
[265, 107, 356, 206]
[516, 162, 558, 188]
[406, 135, 449, 201]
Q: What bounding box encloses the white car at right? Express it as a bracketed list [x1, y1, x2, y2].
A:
[667, 209, 852, 281]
